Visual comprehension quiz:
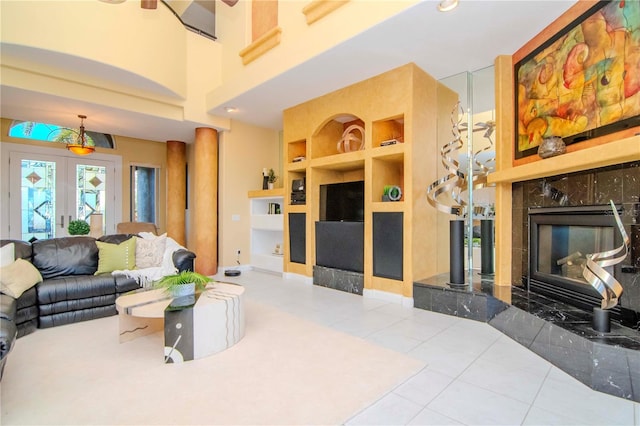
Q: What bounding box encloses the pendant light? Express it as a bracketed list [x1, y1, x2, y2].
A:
[66, 115, 95, 156]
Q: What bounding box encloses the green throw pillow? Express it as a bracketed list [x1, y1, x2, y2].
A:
[95, 238, 136, 275]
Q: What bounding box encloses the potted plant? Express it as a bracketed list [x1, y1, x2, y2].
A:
[154, 270, 212, 297]
[267, 168, 277, 190]
[68, 219, 90, 235]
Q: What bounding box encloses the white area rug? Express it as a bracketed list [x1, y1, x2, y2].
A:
[1, 301, 423, 425]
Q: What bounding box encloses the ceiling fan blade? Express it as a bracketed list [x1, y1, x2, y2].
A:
[141, 0, 157, 9]
[221, 0, 239, 6]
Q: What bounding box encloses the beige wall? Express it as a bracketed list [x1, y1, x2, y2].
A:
[211, 0, 420, 110]
[188, 120, 281, 268]
[0, 117, 169, 234]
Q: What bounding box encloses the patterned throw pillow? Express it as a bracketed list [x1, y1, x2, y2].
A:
[135, 234, 167, 269]
[95, 238, 136, 275]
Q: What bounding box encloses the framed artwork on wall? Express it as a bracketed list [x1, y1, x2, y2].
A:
[514, 0, 640, 159]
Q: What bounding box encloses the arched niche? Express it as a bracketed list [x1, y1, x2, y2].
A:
[311, 113, 365, 160]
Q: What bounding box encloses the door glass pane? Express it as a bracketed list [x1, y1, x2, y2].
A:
[76, 164, 107, 222]
[21, 160, 56, 241]
[130, 165, 157, 223]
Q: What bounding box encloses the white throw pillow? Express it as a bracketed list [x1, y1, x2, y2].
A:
[135, 234, 167, 269]
[1, 243, 15, 267]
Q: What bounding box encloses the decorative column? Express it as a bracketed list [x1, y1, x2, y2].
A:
[193, 128, 218, 275]
[166, 141, 186, 246]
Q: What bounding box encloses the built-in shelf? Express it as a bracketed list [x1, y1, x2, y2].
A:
[371, 201, 405, 212]
[287, 161, 307, 172]
[372, 115, 404, 148]
[311, 152, 365, 171]
[287, 139, 307, 164]
[287, 204, 307, 213]
[248, 188, 284, 198]
[282, 64, 445, 297]
[248, 192, 284, 273]
[371, 143, 405, 160]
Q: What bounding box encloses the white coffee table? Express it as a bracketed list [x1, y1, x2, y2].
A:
[115, 282, 245, 363]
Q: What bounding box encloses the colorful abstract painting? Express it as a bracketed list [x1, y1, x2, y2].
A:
[515, 0, 640, 159]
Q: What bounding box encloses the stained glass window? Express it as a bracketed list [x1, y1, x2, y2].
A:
[9, 120, 115, 149]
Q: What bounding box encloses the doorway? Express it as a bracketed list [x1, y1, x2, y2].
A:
[1, 143, 122, 240]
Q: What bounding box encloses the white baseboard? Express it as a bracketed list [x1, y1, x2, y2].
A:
[220, 264, 252, 273]
[283, 272, 313, 285]
[363, 289, 414, 307]
[249, 266, 283, 276]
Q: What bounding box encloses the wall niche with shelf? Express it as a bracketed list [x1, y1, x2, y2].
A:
[372, 115, 404, 148]
[311, 115, 365, 159]
[372, 155, 404, 203]
[287, 139, 307, 164]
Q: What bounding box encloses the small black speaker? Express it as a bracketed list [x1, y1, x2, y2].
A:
[292, 178, 305, 193]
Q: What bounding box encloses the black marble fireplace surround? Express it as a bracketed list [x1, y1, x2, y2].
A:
[513, 161, 640, 326]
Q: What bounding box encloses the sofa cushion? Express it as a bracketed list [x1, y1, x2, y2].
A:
[5, 240, 33, 261]
[16, 287, 36, 310]
[98, 234, 137, 245]
[114, 275, 140, 294]
[38, 294, 116, 316]
[37, 275, 116, 304]
[16, 305, 38, 325]
[38, 305, 116, 329]
[0, 259, 43, 298]
[95, 238, 136, 275]
[32, 237, 98, 279]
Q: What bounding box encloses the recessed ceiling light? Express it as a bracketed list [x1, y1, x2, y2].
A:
[438, 0, 459, 12]
[225, 107, 238, 113]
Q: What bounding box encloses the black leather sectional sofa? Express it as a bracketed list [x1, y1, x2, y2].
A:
[0, 234, 195, 379]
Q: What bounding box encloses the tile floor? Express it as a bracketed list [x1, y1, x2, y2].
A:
[217, 269, 640, 426]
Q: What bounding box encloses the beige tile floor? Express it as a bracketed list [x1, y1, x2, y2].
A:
[3, 269, 639, 425]
[219, 270, 640, 426]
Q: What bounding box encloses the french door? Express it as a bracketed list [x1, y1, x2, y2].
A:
[4, 145, 120, 240]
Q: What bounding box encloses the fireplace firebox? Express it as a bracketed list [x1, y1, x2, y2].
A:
[528, 204, 626, 318]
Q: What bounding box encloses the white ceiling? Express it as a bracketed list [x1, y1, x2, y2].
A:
[0, 0, 577, 142]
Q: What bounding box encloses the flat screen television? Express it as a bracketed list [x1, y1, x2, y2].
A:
[319, 180, 364, 222]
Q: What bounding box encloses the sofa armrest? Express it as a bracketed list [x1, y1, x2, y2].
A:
[0, 295, 17, 322]
[173, 249, 196, 272]
[0, 318, 17, 360]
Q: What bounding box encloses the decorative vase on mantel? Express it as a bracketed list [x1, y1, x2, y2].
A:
[538, 136, 566, 158]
